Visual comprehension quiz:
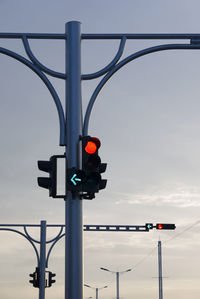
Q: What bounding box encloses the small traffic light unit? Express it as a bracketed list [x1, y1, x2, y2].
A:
[29, 267, 40, 288]
[37, 156, 57, 197]
[37, 155, 65, 198]
[145, 223, 176, 231]
[48, 271, 56, 287]
[156, 223, 176, 230]
[145, 223, 153, 230]
[67, 136, 107, 199]
[29, 268, 56, 288]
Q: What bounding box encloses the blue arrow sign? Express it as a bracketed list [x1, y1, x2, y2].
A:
[71, 174, 82, 186]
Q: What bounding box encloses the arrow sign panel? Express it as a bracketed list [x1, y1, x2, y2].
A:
[66, 168, 86, 191]
[71, 174, 82, 186]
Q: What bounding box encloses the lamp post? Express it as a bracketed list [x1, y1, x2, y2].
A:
[84, 284, 108, 299]
[100, 267, 132, 299]
[1, 21, 200, 299]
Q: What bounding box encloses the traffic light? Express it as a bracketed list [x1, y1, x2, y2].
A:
[81, 136, 107, 196]
[66, 136, 107, 199]
[37, 156, 57, 197]
[48, 272, 56, 287]
[145, 223, 153, 230]
[156, 223, 176, 230]
[29, 267, 40, 288]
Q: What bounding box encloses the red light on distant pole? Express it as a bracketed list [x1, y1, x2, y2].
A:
[156, 223, 176, 230]
[157, 224, 163, 229]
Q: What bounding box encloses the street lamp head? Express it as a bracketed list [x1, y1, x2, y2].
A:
[84, 284, 92, 288]
[100, 267, 110, 272]
[126, 268, 132, 272]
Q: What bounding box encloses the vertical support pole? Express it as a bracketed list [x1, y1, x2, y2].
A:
[158, 241, 163, 299]
[116, 272, 119, 299]
[65, 21, 83, 299]
[39, 220, 46, 299]
[96, 288, 98, 299]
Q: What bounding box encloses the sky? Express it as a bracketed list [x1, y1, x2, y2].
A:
[1, 0, 200, 298]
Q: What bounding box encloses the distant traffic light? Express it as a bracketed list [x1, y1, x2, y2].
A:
[145, 223, 153, 230]
[48, 272, 56, 287]
[66, 136, 107, 199]
[156, 223, 176, 230]
[29, 267, 40, 288]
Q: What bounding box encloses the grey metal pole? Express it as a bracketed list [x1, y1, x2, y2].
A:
[158, 241, 163, 299]
[65, 21, 83, 299]
[96, 288, 98, 299]
[116, 272, 119, 299]
[39, 220, 46, 299]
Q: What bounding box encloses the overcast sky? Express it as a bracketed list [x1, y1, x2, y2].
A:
[1, 0, 200, 299]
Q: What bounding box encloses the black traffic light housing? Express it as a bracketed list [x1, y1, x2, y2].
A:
[156, 223, 176, 230]
[48, 271, 56, 287]
[37, 155, 65, 198]
[29, 267, 40, 288]
[81, 136, 107, 197]
[145, 223, 153, 230]
[66, 136, 107, 199]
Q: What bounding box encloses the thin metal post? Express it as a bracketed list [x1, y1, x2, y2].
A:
[158, 241, 163, 299]
[65, 21, 83, 299]
[39, 220, 46, 299]
[96, 288, 98, 299]
[116, 272, 119, 299]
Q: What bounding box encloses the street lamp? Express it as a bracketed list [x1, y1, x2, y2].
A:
[84, 284, 108, 299]
[100, 267, 132, 299]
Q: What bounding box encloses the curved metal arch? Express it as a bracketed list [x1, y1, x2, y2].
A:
[46, 226, 64, 244]
[46, 233, 65, 267]
[83, 42, 200, 135]
[0, 228, 39, 265]
[0, 47, 65, 145]
[22, 36, 66, 79]
[23, 226, 40, 244]
[82, 36, 126, 80]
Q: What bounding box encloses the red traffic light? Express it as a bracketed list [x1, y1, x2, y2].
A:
[157, 224, 163, 229]
[84, 137, 101, 154]
[156, 223, 176, 230]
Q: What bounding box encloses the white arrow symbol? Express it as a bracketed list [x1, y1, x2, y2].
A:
[71, 174, 82, 186]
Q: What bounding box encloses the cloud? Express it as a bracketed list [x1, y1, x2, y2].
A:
[116, 186, 200, 208]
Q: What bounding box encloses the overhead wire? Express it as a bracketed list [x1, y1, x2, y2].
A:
[163, 219, 200, 245]
[129, 219, 200, 271]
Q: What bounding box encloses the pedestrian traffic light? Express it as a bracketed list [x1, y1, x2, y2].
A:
[81, 136, 107, 196]
[156, 223, 176, 230]
[29, 267, 40, 288]
[48, 271, 56, 287]
[145, 223, 153, 230]
[37, 156, 57, 197]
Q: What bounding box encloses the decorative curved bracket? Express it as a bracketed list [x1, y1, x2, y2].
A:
[0, 227, 40, 265]
[83, 42, 200, 135]
[0, 224, 65, 268]
[82, 36, 126, 80]
[0, 44, 65, 145]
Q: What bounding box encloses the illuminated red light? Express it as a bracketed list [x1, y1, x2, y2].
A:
[85, 141, 97, 154]
[84, 137, 101, 154]
[157, 224, 163, 229]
